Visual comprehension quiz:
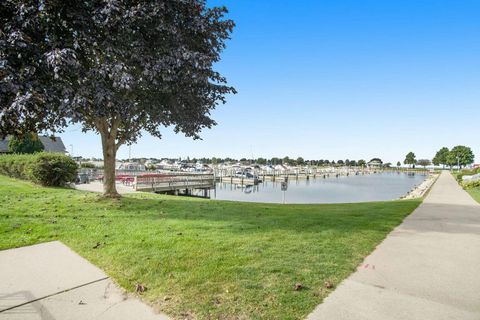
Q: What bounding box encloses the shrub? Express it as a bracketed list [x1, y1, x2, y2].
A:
[0, 152, 77, 186]
[80, 162, 96, 168]
[462, 179, 480, 189]
[8, 133, 44, 154]
[0, 154, 35, 179]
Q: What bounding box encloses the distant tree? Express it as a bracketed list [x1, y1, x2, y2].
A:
[0, 0, 235, 197]
[256, 158, 267, 165]
[8, 133, 44, 154]
[337, 160, 344, 166]
[449, 145, 475, 169]
[331, 160, 336, 166]
[271, 157, 281, 165]
[432, 147, 450, 168]
[345, 159, 350, 166]
[397, 161, 401, 168]
[417, 159, 431, 169]
[404, 152, 417, 168]
[80, 162, 96, 169]
[283, 156, 290, 165]
[358, 159, 366, 167]
[324, 160, 330, 165]
[296, 157, 305, 165]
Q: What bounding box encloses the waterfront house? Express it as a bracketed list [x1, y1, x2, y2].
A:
[367, 158, 383, 169]
[0, 135, 67, 154]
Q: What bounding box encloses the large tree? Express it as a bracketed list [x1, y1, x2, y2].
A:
[449, 145, 474, 169]
[432, 147, 449, 168]
[1, 0, 235, 197]
[404, 152, 417, 168]
[445, 151, 458, 169]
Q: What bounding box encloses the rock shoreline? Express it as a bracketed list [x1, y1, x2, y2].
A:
[401, 173, 439, 200]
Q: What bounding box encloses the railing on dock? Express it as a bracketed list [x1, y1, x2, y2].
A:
[134, 173, 215, 192]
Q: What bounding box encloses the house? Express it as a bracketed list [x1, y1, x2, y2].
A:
[0, 136, 67, 154]
[367, 158, 383, 168]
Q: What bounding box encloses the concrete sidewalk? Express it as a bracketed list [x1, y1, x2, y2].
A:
[75, 181, 137, 194]
[307, 171, 480, 320]
[0, 241, 169, 320]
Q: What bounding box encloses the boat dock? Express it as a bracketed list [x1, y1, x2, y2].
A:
[213, 167, 368, 184]
[134, 173, 215, 195]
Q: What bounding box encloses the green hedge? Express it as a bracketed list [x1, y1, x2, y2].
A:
[0, 152, 78, 186]
[463, 179, 480, 190]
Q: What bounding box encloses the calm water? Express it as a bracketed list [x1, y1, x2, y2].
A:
[211, 172, 426, 204]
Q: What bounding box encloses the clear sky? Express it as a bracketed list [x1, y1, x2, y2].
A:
[61, 0, 480, 163]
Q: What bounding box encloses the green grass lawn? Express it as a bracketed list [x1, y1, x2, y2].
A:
[0, 175, 421, 319]
[467, 187, 480, 203]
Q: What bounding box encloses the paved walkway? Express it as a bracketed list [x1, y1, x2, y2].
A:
[307, 171, 480, 320]
[0, 241, 169, 320]
[75, 181, 137, 194]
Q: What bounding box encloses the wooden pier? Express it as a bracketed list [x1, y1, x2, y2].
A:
[134, 173, 215, 194]
[213, 167, 368, 184]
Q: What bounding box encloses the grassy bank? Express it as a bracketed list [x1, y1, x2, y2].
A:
[467, 187, 480, 204]
[0, 175, 421, 319]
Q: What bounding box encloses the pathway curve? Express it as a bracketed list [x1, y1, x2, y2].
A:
[307, 171, 480, 320]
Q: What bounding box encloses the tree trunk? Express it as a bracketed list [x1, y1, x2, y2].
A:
[100, 130, 120, 198]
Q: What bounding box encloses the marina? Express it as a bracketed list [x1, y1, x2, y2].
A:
[212, 171, 428, 204]
[76, 168, 431, 204]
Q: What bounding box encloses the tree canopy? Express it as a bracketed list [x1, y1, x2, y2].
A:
[7, 133, 44, 154]
[1, 0, 235, 196]
[417, 159, 431, 168]
[404, 152, 417, 167]
[432, 147, 450, 167]
[449, 145, 474, 168]
[432, 146, 474, 169]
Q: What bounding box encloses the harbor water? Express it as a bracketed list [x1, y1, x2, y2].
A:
[212, 172, 427, 204]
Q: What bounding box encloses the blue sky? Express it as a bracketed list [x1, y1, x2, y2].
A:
[62, 0, 480, 163]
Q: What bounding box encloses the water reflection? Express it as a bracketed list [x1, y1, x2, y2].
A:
[213, 172, 426, 204]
